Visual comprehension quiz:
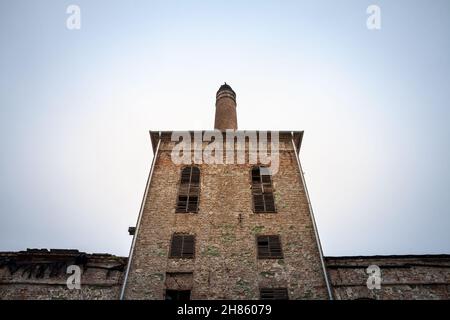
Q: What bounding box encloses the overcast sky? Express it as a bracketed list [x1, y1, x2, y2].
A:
[1, 0, 449, 257]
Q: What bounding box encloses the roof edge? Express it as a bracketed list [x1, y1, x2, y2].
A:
[149, 130, 304, 154]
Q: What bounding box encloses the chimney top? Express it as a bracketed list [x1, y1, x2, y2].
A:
[217, 82, 235, 96]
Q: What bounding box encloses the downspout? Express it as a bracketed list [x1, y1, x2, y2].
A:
[120, 134, 161, 300]
[291, 136, 334, 300]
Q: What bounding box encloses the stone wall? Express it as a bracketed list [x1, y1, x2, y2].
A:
[326, 255, 450, 300]
[123, 131, 330, 299]
[2, 252, 450, 299]
[0, 249, 126, 300]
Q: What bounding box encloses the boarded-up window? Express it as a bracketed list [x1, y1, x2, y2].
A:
[257, 235, 283, 259]
[169, 234, 195, 258]
[251, 167, 275, 212]
[260, 288, 289, 300]
[176, 166, 200, 213]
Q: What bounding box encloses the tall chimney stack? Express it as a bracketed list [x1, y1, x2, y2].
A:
[214, 83, 237, 130]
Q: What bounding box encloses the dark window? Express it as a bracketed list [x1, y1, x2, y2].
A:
[165, 290, 191, 300]
[169, 234, 195, 258]
[251, 167, 275, 212]
[176, 166, 200, 213]
[260, 288, 289, 300]
[257, 235, 283, 259]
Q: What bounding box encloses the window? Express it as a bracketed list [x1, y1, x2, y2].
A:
[165, 290, 191, 300]
[256, 235, 283, 259]
[169, 234, 195, 258]
[260, 288, 289, 300]
[165, 273, 193, 299]
[176, 166, 200, 213]
[251, 167, 275, 212]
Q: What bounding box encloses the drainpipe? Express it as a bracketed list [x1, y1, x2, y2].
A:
[120, 135, 161, 300]
[291, 136, 334, 300]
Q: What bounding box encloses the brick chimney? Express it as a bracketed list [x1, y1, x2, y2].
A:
[214, 83, 237, 130]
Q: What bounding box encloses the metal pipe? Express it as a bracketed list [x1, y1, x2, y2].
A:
[119, 134, 161, 300]
[291, 136, 334, 300]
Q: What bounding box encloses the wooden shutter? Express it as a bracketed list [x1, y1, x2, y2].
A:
[257, 235, 283, 259]
[260, 288, 289, 300]
[251, 167, 276, 213]
[170, 234, 195, 258]
[176, 166, 200, 213]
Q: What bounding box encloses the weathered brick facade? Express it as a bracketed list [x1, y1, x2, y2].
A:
[0, 249, 126, 300]
[326, 255, 450, 300]
[121, 131, 330, 299]
[2, 250, 450, 299]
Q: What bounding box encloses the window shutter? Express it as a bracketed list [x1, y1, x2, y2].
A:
[176, 167, 200, 213]
[251, 167, 276, 213]
[170, 234, 195, 258]
[257, 235, 283, 259]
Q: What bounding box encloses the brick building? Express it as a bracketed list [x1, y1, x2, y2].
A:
[121, 83, 331, 300]
[1, 84, 449, 300]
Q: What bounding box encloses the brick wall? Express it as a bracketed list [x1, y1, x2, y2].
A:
[2, 250, 450, 299]
[122, 131, 330, 299]
[326, 255, 450, 299]
[0, 249, 126, 300]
